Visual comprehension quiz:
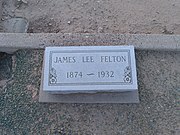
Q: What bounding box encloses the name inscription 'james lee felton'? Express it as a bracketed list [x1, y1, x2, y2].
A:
[43, 46, 138, 94]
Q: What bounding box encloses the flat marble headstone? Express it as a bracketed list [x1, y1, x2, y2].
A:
[42, 46, 138, 94]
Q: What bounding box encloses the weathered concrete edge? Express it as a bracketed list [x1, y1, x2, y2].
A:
[0, 33, 180, 52]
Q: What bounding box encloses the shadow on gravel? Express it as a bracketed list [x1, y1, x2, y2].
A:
[0, 53, 12, 81]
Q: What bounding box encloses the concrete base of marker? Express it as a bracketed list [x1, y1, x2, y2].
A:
[39, 89, 139, 103]
[39, 81, 140, 103]
[39, 58, 139, 103]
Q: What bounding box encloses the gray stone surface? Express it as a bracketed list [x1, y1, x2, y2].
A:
[0, 34, 180, 53]
[3, 17, 29, 33]
[43, 46, 137, 93]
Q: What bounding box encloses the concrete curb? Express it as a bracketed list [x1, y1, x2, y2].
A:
[0, 33, 180, 53]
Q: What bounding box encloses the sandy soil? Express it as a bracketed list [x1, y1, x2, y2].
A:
[2, 0, 180, 34]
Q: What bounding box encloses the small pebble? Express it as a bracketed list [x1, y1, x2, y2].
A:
[21, 0, 28, 4]
[98, 27, 104, 33]
[67, 21, 71, 25]
[48, 23, 52, 26]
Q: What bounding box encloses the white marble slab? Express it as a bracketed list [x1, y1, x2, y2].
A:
[43, 46, 138, 94]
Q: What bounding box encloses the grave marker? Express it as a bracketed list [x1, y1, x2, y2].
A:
[42, 46, 138, 94]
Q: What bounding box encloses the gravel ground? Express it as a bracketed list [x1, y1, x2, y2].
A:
[0, 50, 179, 134]
[0, 0, 180, 134]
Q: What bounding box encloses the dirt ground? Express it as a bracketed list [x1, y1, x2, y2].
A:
[2, 0, 180, 34]
[0, 0, 180, 135]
